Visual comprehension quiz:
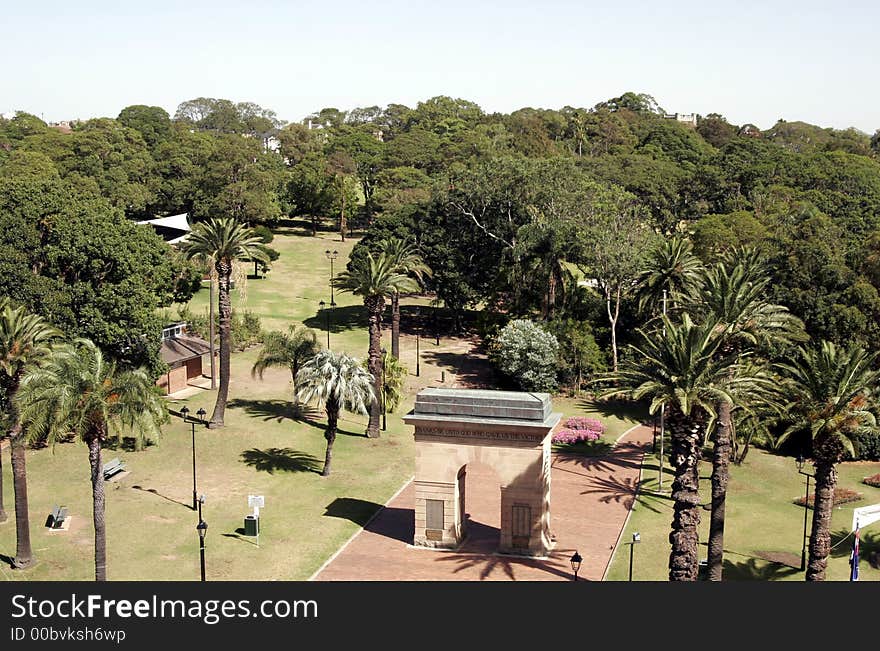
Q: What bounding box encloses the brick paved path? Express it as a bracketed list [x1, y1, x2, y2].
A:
[312, 425, 653, 581]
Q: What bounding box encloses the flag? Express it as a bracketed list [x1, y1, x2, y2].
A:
[850, 523, 860, 581]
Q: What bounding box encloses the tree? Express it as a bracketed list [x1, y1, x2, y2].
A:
[332, 252, 418, 437]
[775, 341, 880, 581]
[378, 237, 431, 359]
[608, 314, 741, 580]
[368, 349, 407, 414]
[635, 235, 705, 316]
[695, 253, 804, 580]
[251, 325, 319, 406]
[117, 105, 172, 148]
[491, 320, 559, 392]
[0, 300, 60, 569]
[181, 218, 269, 428]
[296, 350, 374, 476]
[0, 155, 189, 374]
[16, 339, 167, 581]
[576, 189, 656, 372]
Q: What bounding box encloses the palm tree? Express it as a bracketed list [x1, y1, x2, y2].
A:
[775, 341, 880, 581]
[0, 301, 60, 569]
[251, 325, 319, 406]
[365, 349, 407, 415]
[16, 339, 168, 581]
[696, 255, 804, 580]
[333, 251, 418, 437]
[181, 217, 269, 428]
[635, 235, 705, 317]
[607, 314, 743, 580]
[379, 238, 431, 359]
[296, 350, 375, 476]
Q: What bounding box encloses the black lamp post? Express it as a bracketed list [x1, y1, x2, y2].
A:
[180, 406, 206, 511]
[319, 301, 330, 349]
[796, 455, 814, 572]
[380, 347, 387, 431]
[196, 518, 207, 582]
[415, 326, 420, 378]
[626, 532, 641, 581]
[570, 551, 582, 581]
[325, 250, 338, 305]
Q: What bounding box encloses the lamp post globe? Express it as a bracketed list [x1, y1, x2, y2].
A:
[196, 519, 208, 582]
[570, 551, 582, 581]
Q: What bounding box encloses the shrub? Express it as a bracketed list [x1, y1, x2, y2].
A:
[852, 429, 880, 461]
[794, 487, 862, 509]
[490, 319, 559, 392]
[552, 416, 606, 445]
[864, 473, 880, 488]
[545, 318, 607, 392]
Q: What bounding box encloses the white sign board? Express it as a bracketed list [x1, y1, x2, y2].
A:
[852, 503, 880, 531]
[248, 495, 265, 517]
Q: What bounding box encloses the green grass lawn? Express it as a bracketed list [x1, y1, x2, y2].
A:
[605, 446, 880, 581]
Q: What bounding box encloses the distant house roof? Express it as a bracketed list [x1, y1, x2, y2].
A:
[137, 213, 191, 245]
[160, 333, 212, 365]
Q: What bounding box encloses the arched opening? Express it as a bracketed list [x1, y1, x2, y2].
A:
[457, 460, 502, 553]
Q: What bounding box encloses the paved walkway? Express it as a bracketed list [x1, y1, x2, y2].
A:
[312, 425, 654, 581]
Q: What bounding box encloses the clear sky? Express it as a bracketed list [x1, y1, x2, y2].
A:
[2, 0, 878, 133]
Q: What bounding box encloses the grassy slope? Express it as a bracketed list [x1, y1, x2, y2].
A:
[606, 447, 880, 581]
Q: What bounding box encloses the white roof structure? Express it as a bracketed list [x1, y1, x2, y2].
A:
[136, 213, 191, 245]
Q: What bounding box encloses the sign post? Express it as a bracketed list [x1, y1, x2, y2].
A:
[247, 495, 264, 547]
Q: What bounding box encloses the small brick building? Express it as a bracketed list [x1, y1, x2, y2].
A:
[156, 323, 215, 395]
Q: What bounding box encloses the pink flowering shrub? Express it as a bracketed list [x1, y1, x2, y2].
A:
[552, 417, 605, 445]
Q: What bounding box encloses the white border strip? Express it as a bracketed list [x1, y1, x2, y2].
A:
[308, 475, 414, 581]
[602, 425, 649, 581]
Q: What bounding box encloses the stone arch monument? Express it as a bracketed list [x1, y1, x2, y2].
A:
[403, 388, 560, 557]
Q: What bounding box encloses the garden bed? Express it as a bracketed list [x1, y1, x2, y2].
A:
[863, 473, 880, 488]
[793, 487, 863, 509]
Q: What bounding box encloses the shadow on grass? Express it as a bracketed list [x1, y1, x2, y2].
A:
[227, 398, 319, 424]
[130, 485, 192, 510]
[721, 557, 802, 580]
[830, 528, 879, 564]
[323, 497, 413, 544]
[103, 437, 156, 452]
[240, 448, 322, 474]
[221, 529, 259, 546]
[302, 305, 366, 333]
[0, 554, 14, 569]
[578, 397, 649, 422]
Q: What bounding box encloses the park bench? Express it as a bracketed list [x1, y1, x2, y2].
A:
[45, 505, 68, 529]
[103, 458, 126, 481]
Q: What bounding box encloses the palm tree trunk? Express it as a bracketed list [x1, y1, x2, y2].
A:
[0, 436, 7, 524]
[391, 293, 400, 359]
[210, 261, 232, 428]
[667, 407, 704, 581]
[11, 425, 34, 569]
[806, 459, 837, 581]
[365, 296, 384, 438]
[88, 435, 107, 582]
[322, 401, 339, 477]
[707, 401, 732, 581]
